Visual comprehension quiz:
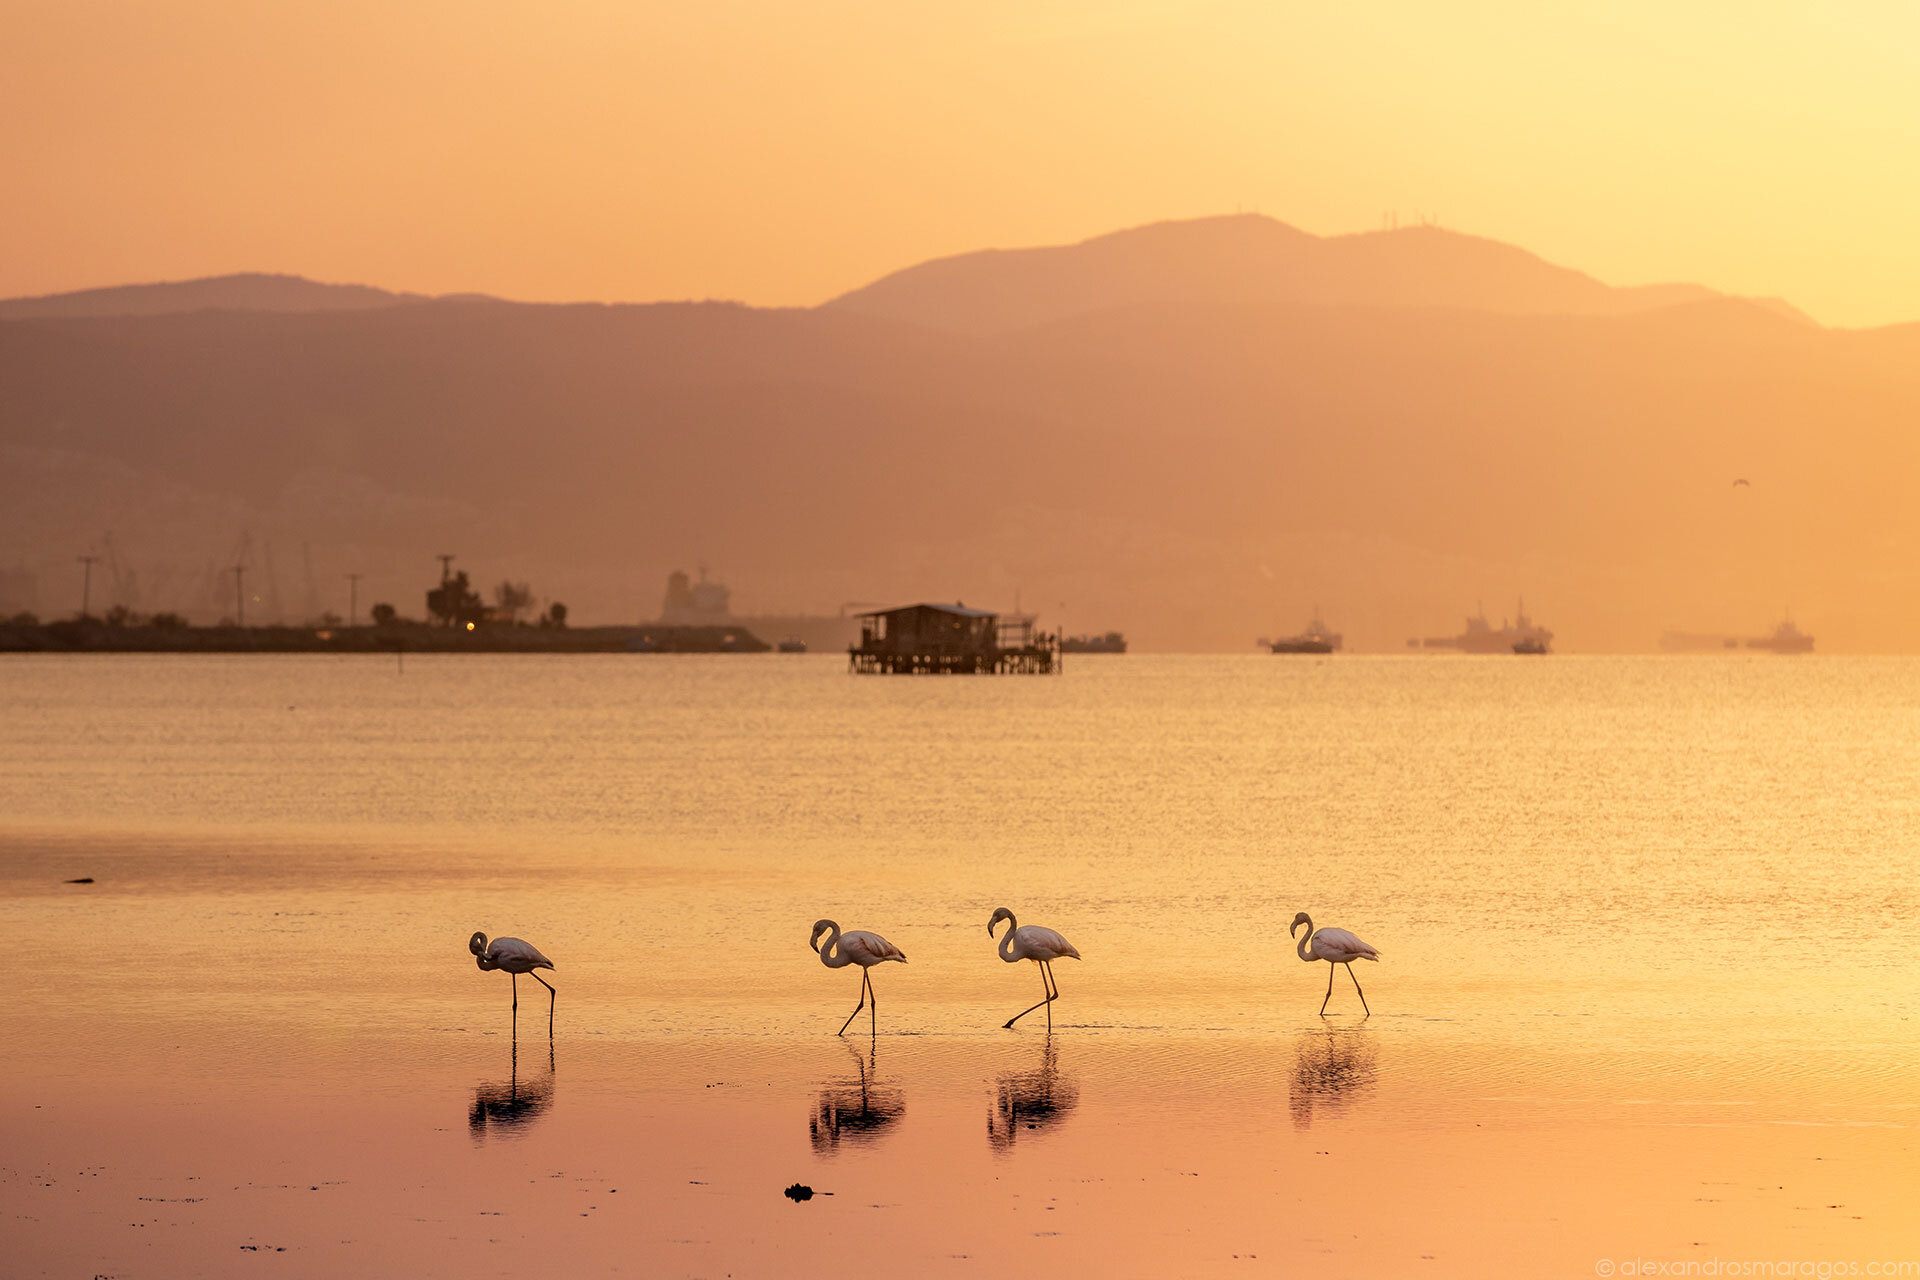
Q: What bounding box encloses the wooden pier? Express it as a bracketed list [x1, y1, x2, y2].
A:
[847, 603, 1058, 675]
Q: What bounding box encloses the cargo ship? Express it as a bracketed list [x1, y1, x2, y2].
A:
[1262, 613, 1343, 654]
[1660, 620, 1813, 653]
[1420, 600, 1553, 655]
[1060, 631, 1127, 654]
[1746, 619, 1814, 654]
[657, 567, 858, 653]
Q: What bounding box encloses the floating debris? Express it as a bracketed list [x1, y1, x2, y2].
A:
[65, 877, 94, 884]
[783, 1183, 814, 1202]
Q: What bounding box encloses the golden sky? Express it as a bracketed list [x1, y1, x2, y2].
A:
[5, 1, 1918, 326]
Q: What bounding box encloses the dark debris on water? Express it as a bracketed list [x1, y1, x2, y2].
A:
[783, 1184, 814, 1202]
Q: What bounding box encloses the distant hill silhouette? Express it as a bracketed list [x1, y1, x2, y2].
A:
[827, 214, 1813, 333]
[2, 220, 1907, 650]
[0, 272, 433, 319]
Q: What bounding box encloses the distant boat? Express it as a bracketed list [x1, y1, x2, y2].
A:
[1420, 599, 1552, 655]
[657, 567, 858, 652]
[1061, 631, 1126, 654]
[1659, 629, 1739, 652]
[1746, 619, 1814, 654]
[1263, 613, 1342, 655]
[1512, 638, 1549, 655]
[777, 637, 808, 653]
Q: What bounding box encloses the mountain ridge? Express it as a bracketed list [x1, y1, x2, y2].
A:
[825, 214, 1816, 333]
[0, 272, 433, 320]
[1, 215, 1816, 329]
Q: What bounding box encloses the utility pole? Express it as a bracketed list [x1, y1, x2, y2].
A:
[232, 565, 247, 627]
[77, 555, 99, 619]
[346, 573, 362, 627]
[436, 554, 456, 585]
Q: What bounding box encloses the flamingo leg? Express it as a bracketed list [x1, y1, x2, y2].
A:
[1320, 962, 1334, 1015]
[532, 971, 556, 1035]
[1004, 962, 1055, 1029]
[1346, 963, 1370, 1016]
[837, 969, 869, 1037]
[868, 970, 878, 1038]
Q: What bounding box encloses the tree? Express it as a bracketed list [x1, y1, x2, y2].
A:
[148, 612, 187, 630]
[370, 602, 398, 627]
[544, 601, 568, 628]
[426, 571, 485, 627]
[493, 579, 534, 624]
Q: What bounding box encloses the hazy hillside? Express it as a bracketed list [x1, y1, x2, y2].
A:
[828, 215, 1813, 333]
[1, 219, 1911, 650]
[0, 273, 428, 320]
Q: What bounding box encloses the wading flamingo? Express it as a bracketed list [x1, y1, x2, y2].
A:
[1290, 912, 1378, 1015]
[988, 907, 1080, 1030]
[810, 919, 907, 1036]
[469, 932, 557, 1033]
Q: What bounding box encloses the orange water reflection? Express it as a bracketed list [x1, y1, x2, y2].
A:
[5, 657, 1920, 1275]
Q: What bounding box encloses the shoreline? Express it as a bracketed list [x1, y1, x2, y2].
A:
[0, 620, 773, 653]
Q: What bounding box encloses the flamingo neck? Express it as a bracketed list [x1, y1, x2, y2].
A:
[1294, 919, 1316, 963]
[817, 926, 852, 968]
[996, 917, 1020, 963]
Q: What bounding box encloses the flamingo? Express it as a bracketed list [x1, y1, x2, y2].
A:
[810, 919, 907, 1036]
[469, 932, 557, 1033]
[1290, 912, 1378, 1015]
[988, 907, 1080, 1029]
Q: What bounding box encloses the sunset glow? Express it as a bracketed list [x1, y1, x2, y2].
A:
[7, 7, 1920, 1278]
[6, 1, 1919, 325]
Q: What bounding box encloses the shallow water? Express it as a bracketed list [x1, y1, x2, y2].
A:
[2, 655, 1916, 1275]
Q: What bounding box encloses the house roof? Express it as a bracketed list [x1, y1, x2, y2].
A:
[855, 602, 998, 620]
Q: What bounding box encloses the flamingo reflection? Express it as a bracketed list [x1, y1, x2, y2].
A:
[469, 1034, 555, 1142]
[1288, 1025, 1377, 1130]
[988, 1035, 1079, 1150]
[809, 1040, 905, 1152]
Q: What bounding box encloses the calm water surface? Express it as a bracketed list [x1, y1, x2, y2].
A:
[2, 655, 1916, 1276]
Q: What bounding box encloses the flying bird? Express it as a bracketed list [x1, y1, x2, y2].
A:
[1733, 478, 1751, 487]
[810, 919, 907, 1036]
[1291, 912, 1379, 1016]
[988, 907, 1080, 1030]
[469, 932, 557, 1033]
